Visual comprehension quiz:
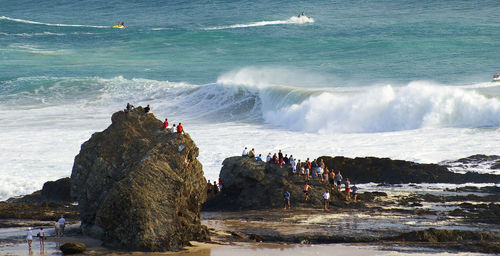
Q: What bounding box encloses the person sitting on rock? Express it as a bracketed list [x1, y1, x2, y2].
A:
[177, 123, 184, 134]
[242, 147, 248, 156]
[256, 154, 263, 161]
[283, 190, 291, 210]
[162, 118, 169, 129]
[266, 153, 271, 162]
[144, 104, 151, 113]
[126, 102, 134, 111]
[248, 148, 255, 158]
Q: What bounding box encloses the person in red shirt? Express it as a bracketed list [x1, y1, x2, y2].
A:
[162, 118, 168, 129]
[177, 123, 184, 134]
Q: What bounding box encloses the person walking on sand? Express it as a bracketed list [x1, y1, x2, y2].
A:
[162, 118, 169, 129]
[26, 227, 33, 249]
[322, 190, 330, 210]
[177, 122, 184, 134]
[54, 221, 60, 237]
[283, 190, 291, 210]
[58, 215, 66, 236]
[303, 183, 312, 201]
[38, 227, 45, 246]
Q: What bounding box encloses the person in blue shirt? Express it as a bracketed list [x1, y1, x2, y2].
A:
[283, 191, 291, 209]
[256, 154, 263, 161]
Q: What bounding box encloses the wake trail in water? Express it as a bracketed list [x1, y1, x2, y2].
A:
[0, 16, 109, 28]
[205, 15, 314, 30]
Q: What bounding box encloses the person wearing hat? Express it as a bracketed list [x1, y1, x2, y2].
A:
[26, 227, 33, 248]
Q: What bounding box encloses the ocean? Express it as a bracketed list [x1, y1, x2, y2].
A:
[1, 0, 499, 201]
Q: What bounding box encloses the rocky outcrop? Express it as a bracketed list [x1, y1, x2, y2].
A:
[60, 242, 86, 254]
[6, 177, 73, 204]
[42, 177, 73, 202]
[204, 156, 348, 210]
[70, 107, 209, 251]
[319, 156, 500, 184]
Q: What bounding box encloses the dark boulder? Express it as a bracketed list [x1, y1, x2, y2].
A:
[60, 242, 86, 254]
[41, 177, 73, 202]
[70, 107, 209, 251]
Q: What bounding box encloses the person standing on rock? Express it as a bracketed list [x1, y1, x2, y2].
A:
[213, 181, 219, 195]
[162, 118, 169, 129]
[323, 190, 330, 210]
[283, 190, 291, 210]
[144, 104, 151, 113]
[177, 123, 184, 134]
[335, 171, 343, 191]
[351, 183, 359, 202]
[303, 183, 312, 201]
[26, 227, 33, 249]
[344, 178, 351, 201]
[290, 157, 296, 175]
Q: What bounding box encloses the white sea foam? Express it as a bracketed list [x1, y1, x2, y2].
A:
[8, 44, 69, 55]
[0, 31, 65, 37]
[205, 15, 314, 30]
[0, 16, 108, 28]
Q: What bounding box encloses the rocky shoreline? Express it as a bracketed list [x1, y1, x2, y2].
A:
[1, 109, 499, 254]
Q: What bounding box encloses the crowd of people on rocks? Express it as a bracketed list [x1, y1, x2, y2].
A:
[206, 178, 223, 198]
[241, 147, 359, 210]
[125, 103, 185, 134]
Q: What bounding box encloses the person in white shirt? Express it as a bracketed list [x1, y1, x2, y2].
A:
[290, 158, 297, 175]
[26, 227, 33, 248]
[58, 216, 66, 236]
[266, 153, 271, 162]
[38, 227, 45, 246]
[322, 191, 330, 210]
[242, 147, 248, 156]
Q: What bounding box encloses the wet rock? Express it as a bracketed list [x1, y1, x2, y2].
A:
[390, 228, 496, 243]
[41, 177, 73, 203]
[70, 107, 209, 251]
[319, 156, 500, 184]
[60, 242, 86, 254]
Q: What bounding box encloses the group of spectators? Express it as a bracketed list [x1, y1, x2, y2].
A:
[242, 146, 360, 210]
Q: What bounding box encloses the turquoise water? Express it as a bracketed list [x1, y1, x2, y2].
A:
[1, 0, 500, 200]
[2, 0, 500, 84]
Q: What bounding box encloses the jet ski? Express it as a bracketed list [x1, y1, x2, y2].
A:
[493, 77, 500, 82]
[113, 25, 126, 28]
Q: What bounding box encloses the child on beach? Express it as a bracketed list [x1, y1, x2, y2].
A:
[38, 227, 45, 246]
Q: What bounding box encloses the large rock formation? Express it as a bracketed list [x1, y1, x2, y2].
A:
[204, 156, 345, 210]
[70, 107, 209, 251]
